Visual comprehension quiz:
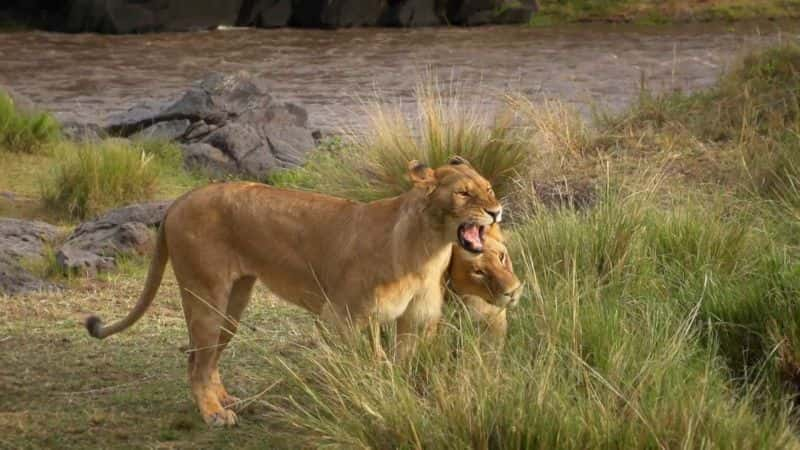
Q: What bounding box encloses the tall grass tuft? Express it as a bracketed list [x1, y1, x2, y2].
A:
[270, 80, 531, 202]
[40, 140, 161, 220]
[0, 91, 60, 153]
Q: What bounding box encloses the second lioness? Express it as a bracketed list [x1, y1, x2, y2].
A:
[84, 156, 501, 426]
[449, 225, 522, 347]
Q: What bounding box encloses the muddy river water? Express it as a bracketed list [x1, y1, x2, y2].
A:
[0, 21, 798, 131]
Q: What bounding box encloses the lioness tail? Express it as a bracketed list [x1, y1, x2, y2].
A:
[85, 222, 169, 339]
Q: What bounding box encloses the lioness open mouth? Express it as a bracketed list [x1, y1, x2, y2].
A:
[457, 223, 486, 253]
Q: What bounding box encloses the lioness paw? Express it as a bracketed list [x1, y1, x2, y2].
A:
[204, 409, 238, 427]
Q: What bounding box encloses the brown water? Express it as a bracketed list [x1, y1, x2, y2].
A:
[0, 21, 798, 131]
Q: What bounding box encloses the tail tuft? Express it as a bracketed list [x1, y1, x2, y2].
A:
[85, 315, 103, 339]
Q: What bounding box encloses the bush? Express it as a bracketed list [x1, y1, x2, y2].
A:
[248, 189, 800, 448]
[40, 140, 160, 220]
[0, 91, 60, 153]
[270, 81, 531, 202]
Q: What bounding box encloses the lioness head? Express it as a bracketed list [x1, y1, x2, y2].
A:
[449, 225, 523, 308]
[409, 156, 503, 253]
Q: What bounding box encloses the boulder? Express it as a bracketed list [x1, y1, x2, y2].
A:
[55, 247, 115, 278]
[104, 72, 315, 178]
[61, 121, 106, 142]
[380, 0, 443, 27]
[291, 0, 384, 27]
[0, 218, 60, 262]
[237, 0, 292, 27]
[182, 142, 237, 175]
[0, 218, 61, 296]
[0, 255, 59, 296]
[56, 201, 170, 275]
[59, 0, 242, 33]
[130, 119, 191, 142]
[447, 0, 537, 25]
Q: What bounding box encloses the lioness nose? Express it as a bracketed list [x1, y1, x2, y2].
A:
[485, 207, 502, 223]
[505, 282, 524, 300]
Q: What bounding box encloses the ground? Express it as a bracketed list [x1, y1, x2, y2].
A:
[0, 261, 316, 449]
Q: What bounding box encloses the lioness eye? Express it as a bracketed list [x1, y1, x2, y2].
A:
[474, 269, 485, 277]
[499, 253, 506, 264]
[458, 190, 470, 197]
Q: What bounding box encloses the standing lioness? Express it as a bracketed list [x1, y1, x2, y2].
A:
[84, 156, 501, 426]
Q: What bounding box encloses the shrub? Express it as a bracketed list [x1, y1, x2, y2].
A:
[0, 91, 60, 153]
[270, 81, 531, 202]
[40, 140, 160, 220]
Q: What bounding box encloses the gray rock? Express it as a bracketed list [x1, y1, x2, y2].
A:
[94, 201, 171, 227]
[238, 0, 292, 27]
[0, 255, 59, 296]
[264, 125, 319, 167]
[0, 218, 61, 296]
[59, 0, 242, 33]
[55, 201, 170, 275]
[182, 142, 238, 175]
[55, 247, 115, 277]
[291, 0, 384, 27]
[130, 119, 191, 141]
[184, 121, 212, 140]
[103, 72, 315, 178]
[105, 72, 272, 136]
[61, 121, 106, 142]
[380, 0, 442, 27]
[203, 122, 264, 164]
[0, 218, 60, 261]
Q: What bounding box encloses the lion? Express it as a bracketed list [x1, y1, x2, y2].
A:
[83, 156, 501, 426]
[448, 224, 522, 348]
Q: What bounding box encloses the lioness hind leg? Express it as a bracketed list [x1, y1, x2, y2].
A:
[180, 286, 237, 427]
[212, 276, 256, 410]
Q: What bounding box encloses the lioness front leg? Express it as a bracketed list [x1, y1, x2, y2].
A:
[395, 286, 443, 362]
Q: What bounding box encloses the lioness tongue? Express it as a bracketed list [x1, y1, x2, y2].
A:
[463, 224, 482, 248]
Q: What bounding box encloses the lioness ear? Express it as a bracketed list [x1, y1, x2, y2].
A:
[448, 155, 471, 167]
[408, 160, 435, 188]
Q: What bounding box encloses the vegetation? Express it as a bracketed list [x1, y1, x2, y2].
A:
[3, 43, 800, 448]
[532, 0, 800, 25]
[39, 139, 191, 220]
[0, 91, 59, 154]
[270, 82, 530, 201]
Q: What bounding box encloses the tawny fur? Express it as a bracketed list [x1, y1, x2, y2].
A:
[84, 158, 501, 427]
[448, 225, 522, 349]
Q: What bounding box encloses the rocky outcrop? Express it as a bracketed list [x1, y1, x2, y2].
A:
[380, 0, 443, 27]
[55, 201, 171, 276]
[60, 0, 243, 33]
[291, 0, 385, 27]
[238, 0, 292, 28]
[104, 72, 316, 178]
[1, 0, 535, 32]
[0, 219, 61, 295]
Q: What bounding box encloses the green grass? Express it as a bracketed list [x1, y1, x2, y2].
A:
[531, 0, 800, 25]
[39, 139, 194, 220]
[0, 91, 60, 154]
